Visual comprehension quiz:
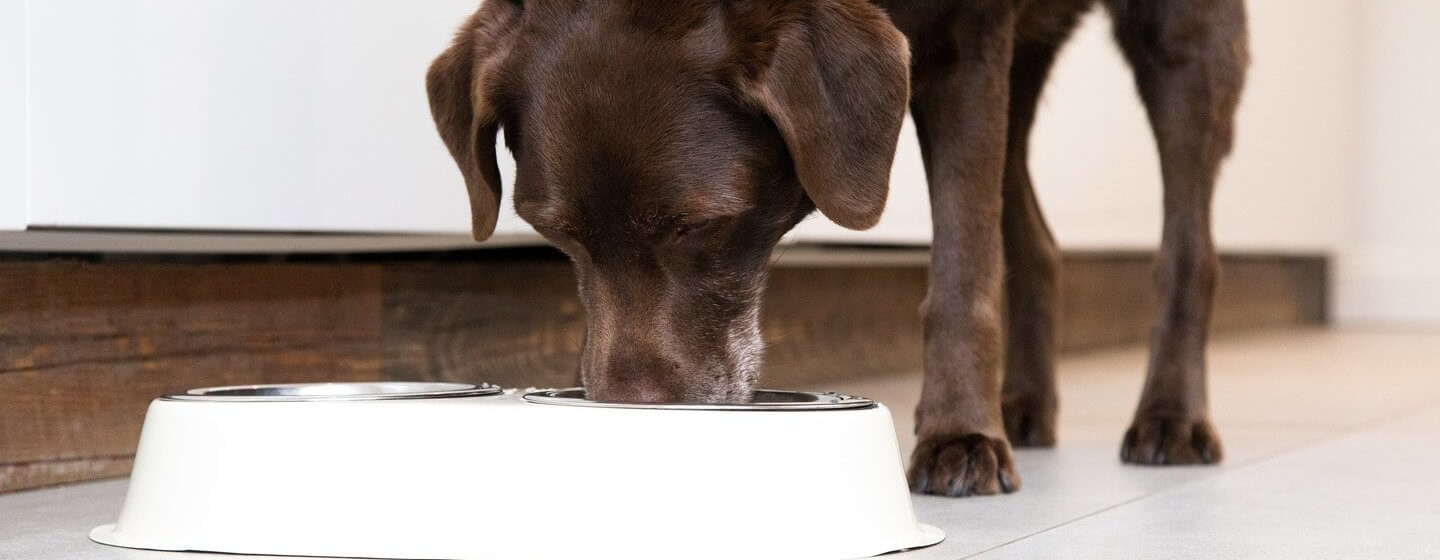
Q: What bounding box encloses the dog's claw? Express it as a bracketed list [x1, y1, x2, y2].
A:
[999, 469, 1019, 493]
[908, 433, 1021, 497]
[1121, 415, 1223, 465]
[909, 473, 929, 494]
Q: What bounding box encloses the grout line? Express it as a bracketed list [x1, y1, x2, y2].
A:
[957, 398, 1440, 559]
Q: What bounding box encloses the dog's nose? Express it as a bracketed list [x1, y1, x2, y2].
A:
[609, 379, 672, 403]
[587, 377, 677, 403]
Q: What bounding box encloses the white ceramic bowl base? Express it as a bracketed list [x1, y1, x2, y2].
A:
[91, 383, 943, 560]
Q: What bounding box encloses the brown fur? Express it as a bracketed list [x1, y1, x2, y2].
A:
[428, 0, 1248, 496]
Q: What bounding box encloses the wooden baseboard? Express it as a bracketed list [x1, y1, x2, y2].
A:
[0, 247, 1325, 492]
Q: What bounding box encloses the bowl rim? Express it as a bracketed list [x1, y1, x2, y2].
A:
[162, 382, 502, 402]
[521, 388, 875, 411]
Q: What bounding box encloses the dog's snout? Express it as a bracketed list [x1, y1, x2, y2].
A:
[585, 349, 684, 403]
[598, 377, 673, 404]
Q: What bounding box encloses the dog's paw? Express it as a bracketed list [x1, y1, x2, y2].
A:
[908, 433, 1021, 497]
[1002, 395, 1057, 448]
[1120, 415, 1224, 465]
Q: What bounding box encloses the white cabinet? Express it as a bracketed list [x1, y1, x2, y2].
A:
[1, 0, 25, 231]
[22, 0, 486, 235]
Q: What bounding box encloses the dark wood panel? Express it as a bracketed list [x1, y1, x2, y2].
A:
[0, 456, 134, 493]
[382, 260, 585, 389]
[376, 252, 1328, 388]
[1059, 252, 1328, 351]
[0, 250, 1326, 492]
[380, 262, 933, 390]
[0, 263, 384, 491]
[762, 266, 928, 387]
[1213, 255, 1327, 330]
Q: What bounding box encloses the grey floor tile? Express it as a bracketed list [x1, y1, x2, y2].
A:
[880, 424, 1321, 560]
[972, 405, 1440, 560]
[0, 480, 224, 560]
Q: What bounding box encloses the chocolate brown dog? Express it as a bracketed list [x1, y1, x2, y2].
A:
[427, 0, 1247, 497]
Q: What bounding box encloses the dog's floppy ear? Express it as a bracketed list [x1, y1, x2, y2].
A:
[426, 2, 520, 242]
[745, 1, 910, 230]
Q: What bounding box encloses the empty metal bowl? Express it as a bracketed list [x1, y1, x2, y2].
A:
[167, 381, 501, 401]
[92, 383, 942, 560]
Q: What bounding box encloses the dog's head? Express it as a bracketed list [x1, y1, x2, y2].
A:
[428, 0, 909, 402]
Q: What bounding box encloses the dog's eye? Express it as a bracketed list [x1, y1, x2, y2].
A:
[665, 215, 725, 240]
[673, 218, 717, 240]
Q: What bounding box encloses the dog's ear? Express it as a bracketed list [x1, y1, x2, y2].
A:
[745, 1, 910, 230]
[426, 1, 520, 242]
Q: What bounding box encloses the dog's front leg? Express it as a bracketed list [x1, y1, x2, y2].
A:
[905, 3, 1021, 497]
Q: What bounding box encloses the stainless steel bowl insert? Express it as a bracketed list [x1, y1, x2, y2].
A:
[522, 388, 874, 411]
[164, 382, 501, 402]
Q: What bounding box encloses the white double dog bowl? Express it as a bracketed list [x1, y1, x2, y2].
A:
[92, 382, 943, 560]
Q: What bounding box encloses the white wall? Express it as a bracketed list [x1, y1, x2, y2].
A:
[1335, 0, 1440, 326]
[22, 0, 479, 234]
[792, 2, 1356, 253]
[1035, 2, 1356, 253]
[0, 0, 25, 231]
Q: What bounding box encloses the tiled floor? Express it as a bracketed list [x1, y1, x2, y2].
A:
[3, 328, 1438, 559]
